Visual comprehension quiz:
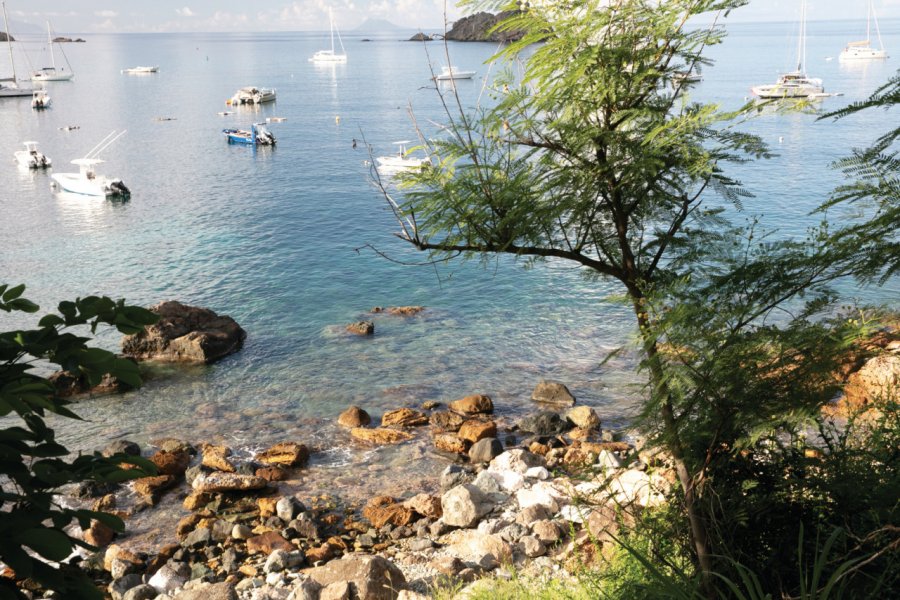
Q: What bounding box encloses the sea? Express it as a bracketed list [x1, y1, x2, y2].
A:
[1, 17, 898, 545]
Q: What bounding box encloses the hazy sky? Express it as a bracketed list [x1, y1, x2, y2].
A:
[6, 1, 900, 34]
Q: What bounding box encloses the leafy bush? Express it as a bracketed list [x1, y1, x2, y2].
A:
[0, 284, 158, 599]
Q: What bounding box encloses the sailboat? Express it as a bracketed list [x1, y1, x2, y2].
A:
[0, 0, 33, 98]
[839, 0, 888, 60]
[31, 21, 75, 81]
[751, 0, 823, 99]
[309, 9, 347, 63]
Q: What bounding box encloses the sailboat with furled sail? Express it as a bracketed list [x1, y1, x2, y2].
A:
[32, 21, 75, 81]
[839, 0, 888, 60]
[309, 8, 347, 63]
[751, 0, 823, 98]
[1, 0, 33, 98]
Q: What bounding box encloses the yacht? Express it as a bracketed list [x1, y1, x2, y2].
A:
[1, 0, 32, 98]
[228, 86, 276, 105]
[376, 141, 430, 170]
[434, 66, 476, 81]
[14, 141, 51, 169]
[31, 21, 74, 81]
[122, 66, 159, 74]
[752, 0, 823, 99]
[839, 0, 888, 60]
[310, 9, 347, 63]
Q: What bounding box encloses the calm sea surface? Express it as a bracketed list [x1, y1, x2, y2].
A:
[1, 19, 898, 520]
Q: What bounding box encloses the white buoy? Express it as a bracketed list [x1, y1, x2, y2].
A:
[335, 115, 341, 125]
[778, 136, 784, 143]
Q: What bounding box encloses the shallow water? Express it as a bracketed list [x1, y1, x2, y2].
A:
[1, 20, 898, 525]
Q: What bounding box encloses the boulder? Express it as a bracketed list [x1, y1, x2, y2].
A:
[49, 370, 131, 397]
[381, 408, 428, 428]
[566, 406, 601, 430]
[132, 475, 178, 505]
[121, 300, 245, 363]
[468, 438, 503, 464]
[257, 442, 309, 467]
[446, 530, 513, 568]
[448, 394, 494, 416]
[171, 582, 238, 600]
[338, 406, 371, 428]
[306, 555, 406, 600]
[257, 465, 290, 481]
[200, 444, 236, 473]
[191, 472, 267, 493]
[148, 561, 191, 594]
[433, 433, 469, 454]
[247, 531, 294, 554]
[321, 581, 352, 600]
[101, 440, 142, 458]
[457, 419, 497, 443]
[441, 484, 493, 528]
[842, 353, 900, 409]
[371, 306, 425, 316]
[429, 411, 464, 432]
[346, 321, 375, 336]
[402, 493, 442, 519]
[83, 519, 115, 547]
[517, 411, 568, 436]
[350, 427, 412, 444]
[363, 496, 416, 528]
[488, 449, 545, 475]
[149, 449, 191, 476]
[531, 380, 576, 406]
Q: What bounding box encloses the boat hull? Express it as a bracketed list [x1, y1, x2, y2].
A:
[0, 86, 33, 97]
[50, 173, 129, 197]
[15, 151, 51, 169]
[32, 70, 74, 81]
[839, 48, 888, 60]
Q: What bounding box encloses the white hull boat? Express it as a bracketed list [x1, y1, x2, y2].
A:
[376, 141, 430, 170]
[752, 0, 824, 99]
[228, 86, 276, 105]
[839, 1, 888, 61]
[50, 130, 130, 198]
[434, 66, 476, 81]
[310, 9, 346, 63]
[14, 141, 51, 169]
[31, 88, 50, 109]
[31, 21, 74, 81]
[122, 66, 159, 74]
[1, 0, 32, 98]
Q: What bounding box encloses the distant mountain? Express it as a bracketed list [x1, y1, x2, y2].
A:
[354, 18, 405, 32]
[7, 19, 44, 35]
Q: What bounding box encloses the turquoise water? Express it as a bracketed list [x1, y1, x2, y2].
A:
[1, 20, 898, 500]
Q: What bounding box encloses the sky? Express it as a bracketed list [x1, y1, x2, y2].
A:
[6, 1, 900, 34]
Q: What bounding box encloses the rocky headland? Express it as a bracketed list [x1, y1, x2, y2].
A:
[445, 11, 525, 43]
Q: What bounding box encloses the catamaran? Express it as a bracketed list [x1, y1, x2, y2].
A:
[310, 9, 347, 63]
[0, 0, 32, 98]
[31, 21, 74, 81]
[839, 0, 888, 60]
[751, 0, 823, 98]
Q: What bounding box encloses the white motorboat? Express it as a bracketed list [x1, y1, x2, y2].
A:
[310, 9, 347, 63]
[752, 0, 824, 99]
[14, 141, 51, 169]
[228, 86, 276, 105]
[31, 21, 74, 81]
[122, 66, 159, 74]
[376, 141, 430, 170]
[839, 0, 888, 61]
[1, 1, 32, 98]
[434, 66, 476, 81]
[50, 130, 130, 198]
[31, 88, 50, 109]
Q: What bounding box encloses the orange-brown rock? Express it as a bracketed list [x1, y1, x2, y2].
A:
[247, 531, 293, 554]
[350, 427, 412, 444]
[430, 411, 465, 432]
[176, 513, 204, 538]
[104, 545, 145, 573]
[387, 306, 425, 316]
[305, 543, 335, 564]
[381, 408, 428, 428]
[448, 394, 494, 416]
[183, 491, 213, 511]
[133, 475, 178, 505]
[149, 450, 190, 476]
[338, 406, 371, 428]
[200, 444, 236, 473]
[403, 493, 442, 519]
[346, 321, 374, 336]
[434, 433, 469, 454]
[529, 441, 550, 456]
[258, 497, 280, 518]
[256, 442, 309, 467]
[841, 353, 900, 410]
[567, 427, 597, 441]
[580, 441, 631, 454]
[239, 565, 258, 578]
[83, 520, 115, 548]
[563, 447, 596, 467]
[256, 465, 289, 481]
[362, 496, 416, 528]
[457, 419, 497, 443]
[92, 494, 116, 512]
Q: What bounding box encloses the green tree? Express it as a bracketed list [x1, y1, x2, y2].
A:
[381, 0, 767, 587]
[0, 284, 157, 599]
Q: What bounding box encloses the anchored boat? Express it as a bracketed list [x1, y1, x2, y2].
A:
[50, 130, 130, 198]
[14, 141, 51, 169]
[223, 122, 276, 146]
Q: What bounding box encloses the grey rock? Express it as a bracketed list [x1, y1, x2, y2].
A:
[210, 519, 232, 543]
[517, 412, 568, 436]
[441, 484, 494, 528]
[276, 496, 304, 522]
[171, 582, 238, 600]
[440, 464, 474, 491]
[232, 524, 253, 540]
[110, 557, 140, 579]
[102, 440, 142, 457]
[357, 533, 376, 548]
[181, 527, 212, 549]
[190, 562, 211, 581]
[221, 547, 239, 573]
[110, 574, 144, 600]
[445, 11, 525, 43]
[498, 523, 529, 543]
[265, 549, 290, 573]
[148, 561, 191, 594]
[305, 555, 406, 600]
[287, 578, 322, 600]
[288, 514, 320, 540]
[520, 535, 545, 558]
[407, 538, 434, 551]
[320, 580, 351, 600]
[122, 584, 157, 600]
[429, 520, 450, 537]
[468, 438, 503, 464]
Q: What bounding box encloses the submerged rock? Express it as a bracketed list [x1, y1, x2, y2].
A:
[346, 321, 375, 336]
[191, 472, 268, 493]
[531, 380, 576, 406]
[350, 427, 412, 445]
[122, 300, 245, 363]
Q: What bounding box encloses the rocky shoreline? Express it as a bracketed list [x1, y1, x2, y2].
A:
[63, 390, 661, 600]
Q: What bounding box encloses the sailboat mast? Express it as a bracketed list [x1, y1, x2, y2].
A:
[2, 0, 17, 82]
[46, 21, 56, 69]
[797, 0, 806, 73]
[329, 8, 335, 53]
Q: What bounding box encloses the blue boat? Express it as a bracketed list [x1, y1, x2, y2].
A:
[222, 122, 276, 146]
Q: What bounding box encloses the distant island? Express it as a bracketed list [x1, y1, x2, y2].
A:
[354, 17, 404, 32]
[0, 32, 13, 42]
[407, 11, 526, 43]
[52, 36, 86, 43]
